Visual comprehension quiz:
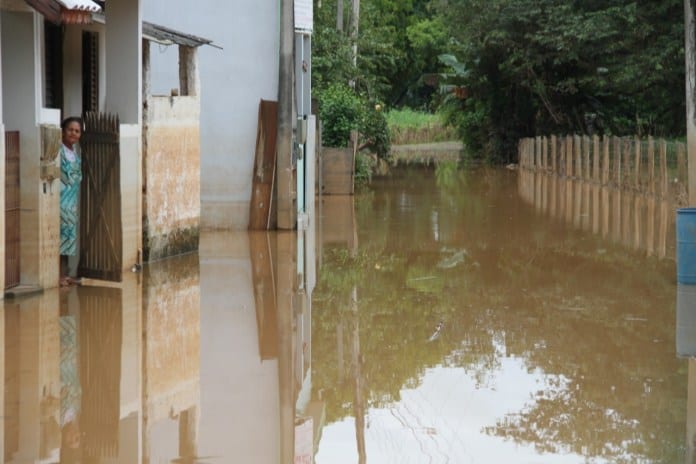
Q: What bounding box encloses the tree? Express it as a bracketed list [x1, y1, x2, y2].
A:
[436, 0, 685, 163]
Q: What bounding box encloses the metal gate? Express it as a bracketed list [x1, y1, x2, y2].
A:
[5, 131, 20, 289]
[79, 113, 122, 281]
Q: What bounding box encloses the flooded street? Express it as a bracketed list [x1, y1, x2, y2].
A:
[313, 167, 685, 463]
[1, 166, 689, 463]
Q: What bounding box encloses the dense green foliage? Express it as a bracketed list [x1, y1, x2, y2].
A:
[436, 0, 685, 163]
[318, 82, 391, 161]
[313, 0, 448, 107]
[312, 0, 686, 164]
[318, 83, 362, 148]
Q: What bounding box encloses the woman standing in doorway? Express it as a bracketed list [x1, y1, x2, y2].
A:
[60, 117, 83, 287]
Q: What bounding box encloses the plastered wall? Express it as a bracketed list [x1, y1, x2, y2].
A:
[143, 1, 279, 230]
[143, 96, 200, 260]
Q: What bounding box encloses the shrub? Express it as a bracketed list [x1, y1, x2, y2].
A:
[358, 106, 391, 160]
[319, 83, 361, 148]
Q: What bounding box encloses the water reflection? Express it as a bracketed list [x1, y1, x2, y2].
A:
[4, 282, 137, 463]
[0, 165, 686, 463]
[2, 227, 317, 463]
[312, 167, 683, 463]
[518, 169, 676, 259]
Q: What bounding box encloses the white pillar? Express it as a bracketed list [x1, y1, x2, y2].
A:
[105, 0, 142, 124]
[686, 0, 696, 204]
[105, 0, 143, 270]
[0, 10, 6, 295]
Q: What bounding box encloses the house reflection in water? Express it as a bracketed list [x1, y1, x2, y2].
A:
[143, 252, 201, 462]
[3, 274, 142, 463]
[1, 224, 318, 462]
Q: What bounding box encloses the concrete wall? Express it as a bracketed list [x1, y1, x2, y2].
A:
[143, 96, 200, 260]
[1, 11, 61, 288]
[143, 1, 279, 229]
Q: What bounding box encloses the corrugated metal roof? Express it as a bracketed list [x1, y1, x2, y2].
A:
[143, 21, 218, 49]
[54, 0, 101, 11]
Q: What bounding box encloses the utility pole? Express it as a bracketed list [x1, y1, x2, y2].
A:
[350, 0, 360, 67]
[686, 0, 696, 204]
[337, 0, 344, 32]
[277, 0, 297, 229]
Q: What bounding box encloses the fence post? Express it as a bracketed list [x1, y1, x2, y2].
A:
[566, 136, 573, 178]
[551, 135, 557, 174]
[581, 135, 588, 180]
[602, 136, 610, 184]
[574, 135, 581, 179]
[634, 136, 641, 189]
[679, 142, 688, 204]
[648, 136, 655, 194]
[623, 138, 631, 189]
[542, 136, 548, 171]
[660, 139, 667, 195]
[613, 136, 621, 186]
[592, 135, 600, 182]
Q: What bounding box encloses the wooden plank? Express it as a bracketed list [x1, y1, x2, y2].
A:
[659, 139, 668, 195]
[648, 136, 655, 194]
[249, 232, 278, 359]
[613, 136, 621, 186]
[634, 136, 641, 189]
[592, 135, 599, 182]
[602, 136, 610, 184]
[249, 100, 278, 230]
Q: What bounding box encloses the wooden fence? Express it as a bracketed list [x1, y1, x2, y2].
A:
[518, 135, 688, 205]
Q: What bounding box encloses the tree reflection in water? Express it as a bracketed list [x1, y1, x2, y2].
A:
[312, 166, 684, 463]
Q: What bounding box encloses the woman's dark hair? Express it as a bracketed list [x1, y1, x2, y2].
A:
[61, 117, 83, 132]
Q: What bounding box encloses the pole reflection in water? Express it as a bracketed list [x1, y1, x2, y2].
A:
[518, 169, 676, 259]
[677, 284, 696, 464]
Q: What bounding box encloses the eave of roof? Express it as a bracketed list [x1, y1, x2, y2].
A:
[143, 21, 219, 49]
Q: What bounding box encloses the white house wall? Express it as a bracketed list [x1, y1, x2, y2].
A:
[144, 1, 280, 229]
[1, 11, 61, 289]
[0, 11, 5, 294]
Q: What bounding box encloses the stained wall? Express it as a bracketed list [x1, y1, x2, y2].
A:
[143, 96, 200, 260]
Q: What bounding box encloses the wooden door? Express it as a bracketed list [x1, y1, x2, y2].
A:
[5, 131, 20, 289]
[79, 113, 123, 281]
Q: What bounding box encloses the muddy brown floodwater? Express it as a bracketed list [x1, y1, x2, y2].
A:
[313, 166, 687, 464]
[0, 165, 690, 463]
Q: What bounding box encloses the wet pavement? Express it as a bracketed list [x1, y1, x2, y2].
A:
[0, 165, 690, 463]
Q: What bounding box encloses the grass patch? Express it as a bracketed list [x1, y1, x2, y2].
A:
[386, 108, 443, 129]
[387, 109, 458, 145]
